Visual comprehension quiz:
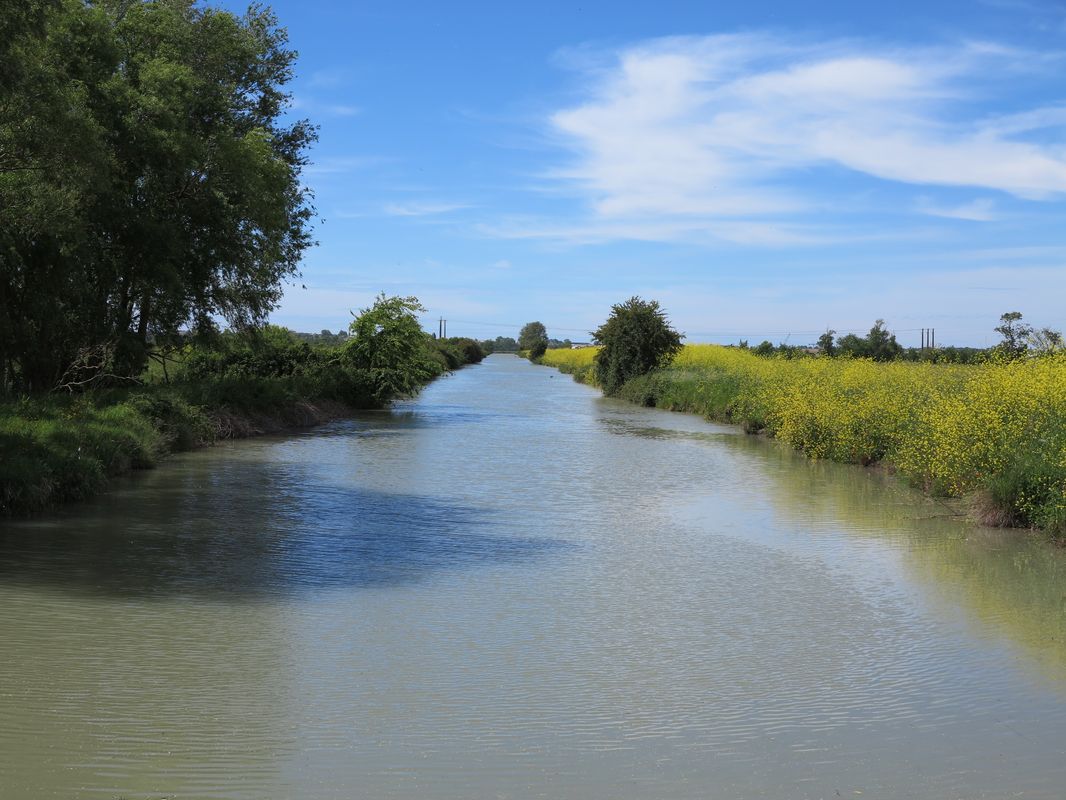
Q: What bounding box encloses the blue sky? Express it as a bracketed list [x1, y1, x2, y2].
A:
[225, 0, 1065, 347]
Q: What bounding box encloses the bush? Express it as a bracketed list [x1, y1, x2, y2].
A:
[0, 302, 489, 515]
[431, 337, 486, 370]
[592, 297, 683, 395]
[528, 340, 548, 360]
[345, 294, 441, 404]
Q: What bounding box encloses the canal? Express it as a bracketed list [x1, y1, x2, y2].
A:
[2, 354, 1065, 798]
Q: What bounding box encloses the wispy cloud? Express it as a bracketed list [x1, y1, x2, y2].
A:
[383, 202, 471, 217]
[306, 68, 352, 89]
[916, 197, 998, 221]
[504, 33, 1066, 245]
[482, 217, 838, 246]
[290, 96, 363, 118]
[325, 104, 362, 117]
[303, 156, 385, 177]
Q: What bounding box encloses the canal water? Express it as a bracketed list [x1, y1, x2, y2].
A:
[2, 354, 1065, 799]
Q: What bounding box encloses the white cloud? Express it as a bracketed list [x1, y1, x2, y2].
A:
[520, 34, 1066, 245]
[916, 197, 998, 221]
[303, 156, 383, 177]
[325, 104, 362, 117]
[482, 215, 923, 247]
[383, 202, 471, 217]
[306, 68, 351, 89]
[290, 96, 362, 118]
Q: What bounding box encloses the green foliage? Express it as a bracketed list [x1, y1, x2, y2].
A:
[986, 454, 1066, 536]
[1, 0, 316, 392]
[292, 329, 350, 347]
[1027, 327, 1064, 355]
[836, 320, 902, 361]
[346, 295, 440, 404]
[753, 340, 775, 357]
[0, 394, 166, 515]
[592, 297, 684, 395]
[431, 338, 485, 370]
[528, 340, 548, 360]
[518, 321, 548, 352]
[994, 312, 1031, 359]
[169, 325, 364, 407]
[616, 368, 742, 419]
[0, 296, 487, 515]
[452, 338, 487, 365]
[182, 326, 320, 380]
[899, 345, 986, 364]
[480, 336, 518, 354]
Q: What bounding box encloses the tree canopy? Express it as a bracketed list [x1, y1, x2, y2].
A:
[518, 321, 548, 352]
[592, 297, 683, 394]
[836, 320, 902, 362]
[0, 0, 316, 393]
[345, 294, 437, 403]
[479, 336, 518, 354]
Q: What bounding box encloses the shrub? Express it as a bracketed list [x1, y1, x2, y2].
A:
[592, 297, 683, 395]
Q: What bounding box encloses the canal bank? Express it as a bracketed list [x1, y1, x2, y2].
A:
[0, 342, 484, 518]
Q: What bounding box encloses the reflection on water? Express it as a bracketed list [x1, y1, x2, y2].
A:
[0, 474, 560, 598]
[715, 433, 1066, 685]
[2, 354, 1066, 799]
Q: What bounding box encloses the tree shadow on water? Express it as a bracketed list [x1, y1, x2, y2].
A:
[0, 460, 565, 600]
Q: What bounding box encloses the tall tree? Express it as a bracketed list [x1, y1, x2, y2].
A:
[864, 319, 902, 362]
[518, 321, 548, 352]
[0, 0, 317, 391]
[994, 311, 1032, 359]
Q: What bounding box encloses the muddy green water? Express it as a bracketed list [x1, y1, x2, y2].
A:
[2, 354, 1065, 799]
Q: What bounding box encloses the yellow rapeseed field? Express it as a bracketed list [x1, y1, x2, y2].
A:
[541, 344, 1066, 531]
[540, 347, 598, 374]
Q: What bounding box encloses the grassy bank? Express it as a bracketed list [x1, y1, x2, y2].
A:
[541, 345, 1066, 536]
[1, 329, 485, 517]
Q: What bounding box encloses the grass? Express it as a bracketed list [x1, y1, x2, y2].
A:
[2, 318, 488, 517]
[1, 393, 172, 514]
[3, 364, 432, 517]
[540, 345, 1066, 536]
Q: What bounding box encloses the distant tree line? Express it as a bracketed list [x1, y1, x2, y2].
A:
[292, 330, 350, 348]
[737, 313, 1061, 363]
[479, 336, 519, 354]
